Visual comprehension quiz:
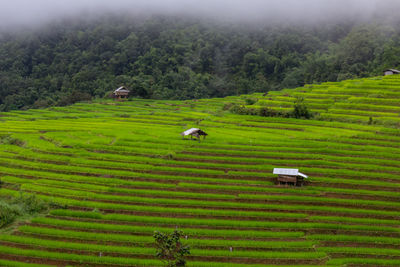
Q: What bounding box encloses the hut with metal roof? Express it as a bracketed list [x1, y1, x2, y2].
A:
[273, 168, 308, 186]
[384, 69, 400, 76]
[181, 128, 208, 142]
[113, 86, 130, 100]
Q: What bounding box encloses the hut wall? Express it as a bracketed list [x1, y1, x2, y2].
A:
[277, 175, 297, 183]
[385, 71, 394, 76]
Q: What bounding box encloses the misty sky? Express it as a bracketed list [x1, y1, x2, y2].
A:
[0, 0, 398, 27]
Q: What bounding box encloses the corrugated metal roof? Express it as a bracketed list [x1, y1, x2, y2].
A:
[273, 168, 308, 178]
[297, 172, 308, 178]
[384, 69, 400, 74]
[386, 69, 400, 72]
[114, 86, 130, 93]
[273, 168, 299, 175]
[181, 128, 200, 136]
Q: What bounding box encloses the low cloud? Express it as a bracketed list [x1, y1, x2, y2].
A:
[0, 0, 398, 29]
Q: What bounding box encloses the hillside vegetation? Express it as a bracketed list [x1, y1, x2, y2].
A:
[1, 15, 400, 111]
[1, 75, 400, 266]
[241, 74, 400, 127]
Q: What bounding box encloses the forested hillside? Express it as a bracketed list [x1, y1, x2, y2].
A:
[1, 14, 400, 111]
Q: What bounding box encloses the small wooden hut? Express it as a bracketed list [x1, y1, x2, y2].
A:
[273, 168, 308, 187]
[384, 69, 400, 76]
[113, 86, 130, 100]
[181, 128, 208, 141]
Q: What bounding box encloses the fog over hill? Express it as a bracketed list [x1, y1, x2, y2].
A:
[1, 0, 399, 29]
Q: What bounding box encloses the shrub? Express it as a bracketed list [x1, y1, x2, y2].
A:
[0, 193, 49, 228]
[230, 98, 312, 119]
[368, 116, 373, 125]
[291, 97, 312, 119]
[222, 102, 235, 110]
[229, 104, 258, 115]
[258, 107, 290, 117]
[0, 201, 21, 228]
[244, 98, 257, 105]
[0, 135, 25, 146]
[154, 229, 190, 267]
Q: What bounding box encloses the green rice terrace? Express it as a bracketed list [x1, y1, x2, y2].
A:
[2, 75, 400, 266]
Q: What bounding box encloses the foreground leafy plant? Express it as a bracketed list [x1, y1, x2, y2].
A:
[154, 229, 190, 267]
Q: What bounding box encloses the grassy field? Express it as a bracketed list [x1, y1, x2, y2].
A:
[1, 75, 400, 266]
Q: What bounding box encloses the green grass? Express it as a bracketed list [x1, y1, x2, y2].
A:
[18, 225, 313, 248]
[327, 258, 400, 266]
[2, 75, 400, 266]
[29, 216, 305, 239]
[0, 244, 163, 266]
[0, 234, 324, 260]
[307, 234, 400, 245]
[0, 259, 53, 267]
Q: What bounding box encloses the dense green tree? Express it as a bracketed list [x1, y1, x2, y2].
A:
[0, 15, 399, 111]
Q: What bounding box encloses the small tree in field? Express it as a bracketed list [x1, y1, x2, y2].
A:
[292, 97, 312, 119]
[154, 229, 190, 267]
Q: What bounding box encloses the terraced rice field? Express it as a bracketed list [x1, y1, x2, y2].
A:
[1, 75, 400, 266]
